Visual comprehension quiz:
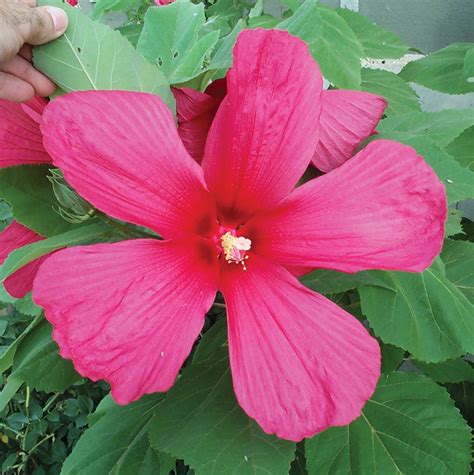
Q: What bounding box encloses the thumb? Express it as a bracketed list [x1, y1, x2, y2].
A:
[18, 5, 68, 45]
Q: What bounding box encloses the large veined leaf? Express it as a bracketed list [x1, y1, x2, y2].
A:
[361, 68, 421, 116]
[277, 0, 322, 45]
[337, 8, 409, 59]
[117, 24, 143, 48]
[208, 19, 246, 70]
[301, 268, 390, 294]
[377, 109, 474, 149]
[446, 125, 474, 171]
[400, 42, 474, 95]
[359, 266, 474, 362]
[0, 166, 74, 237]
[62, 395, 175, 475]
[441, 240, 474, 303]
[380, 343, 405, 373]
[91, 0, 140, 20]
[137, 1, 219, 84]
[305, 372, 471, 475]
[149, 324, 295, 475]
[309, 5, 364, 89]
[412, 357, 474, 383]
[11, 320, 81, 392]
[33, 0, 173, 109]
[464, 46, 474, 80]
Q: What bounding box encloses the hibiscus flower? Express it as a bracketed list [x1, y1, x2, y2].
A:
[32, 29, 446, 441]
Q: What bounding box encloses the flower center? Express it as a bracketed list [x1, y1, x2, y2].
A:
[220, 231, 251, 270]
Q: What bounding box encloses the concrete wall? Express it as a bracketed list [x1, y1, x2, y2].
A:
[320, 0, 474, 53]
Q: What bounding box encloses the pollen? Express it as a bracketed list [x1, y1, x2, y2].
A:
[220, 231, 251, 270]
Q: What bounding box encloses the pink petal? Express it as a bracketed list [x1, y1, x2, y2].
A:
[221, 255, 380, 441]
[173, 87, 221, 163]
[33, 237, 218, 404]
[0, 221, 45, 298]
[21, 96, 48, 123]
[202, 29, 323, 226]
[0, 98, 50, 168]
[242, 140, 447, 274]
[313, 90, 386, 172]
[41, 91, 217, 239]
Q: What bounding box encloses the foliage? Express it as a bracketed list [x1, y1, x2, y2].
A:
[0, 0, 473, 473]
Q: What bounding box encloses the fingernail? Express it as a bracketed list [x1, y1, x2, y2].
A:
[46, 7, 68, 32]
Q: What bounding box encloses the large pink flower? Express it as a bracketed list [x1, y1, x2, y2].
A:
[32, 29, 446, 441]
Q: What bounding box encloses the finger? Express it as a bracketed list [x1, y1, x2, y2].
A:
[19, 44, 32, 61]
[17, 0, 38, 7]
[2, 54, 55, 96]
[16, 5, 68, 45]
[0, 71, 34, 102]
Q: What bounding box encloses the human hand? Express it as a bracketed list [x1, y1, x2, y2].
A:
[0, 0, 68, 102]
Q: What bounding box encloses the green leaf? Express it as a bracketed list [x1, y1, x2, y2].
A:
[205, 0, 246, 37]
[337, 8, 409, 59]
[91, 0, 140, 20]
[361, 68, 421, 116]
[446, 125, 474, 171]
[149, 346, 295, 475]
[117, 24, 143, 47]
[12, 320, 81, 392]
[137, 2, 219, 84]
[441, 240, 474, 303]
[301, 268, 390, 294]
[33, 0, 173, 109]
[0, 223, 105, 287]
[377, 109, 474, 149]
[0, 315, 42, 373]
[0, 375, 23, 413]
[445, 381, 474, 427]
[309, 5, 364, 89]
[400, 43, 474, 95]
[248, 14, 280, 29]
[207, 19, 245, 71]
[289, 443, 307, 475]
[463, 46, 474, 80]
[249, 0, 263, 18]
[277, 0, 322, 45]
[305, 372, 471, 475]
[0, 165, 74, 237]
[280, 0, 299, 12]
[13, 293, 42, 317]
[192, 318, 227, 363]
[62, 394, 175, 475]
[381, 343, 405, 373]
[445, 209, 464, 237]
[412, 358, 474, 383]
[359, 266, 474, 362]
